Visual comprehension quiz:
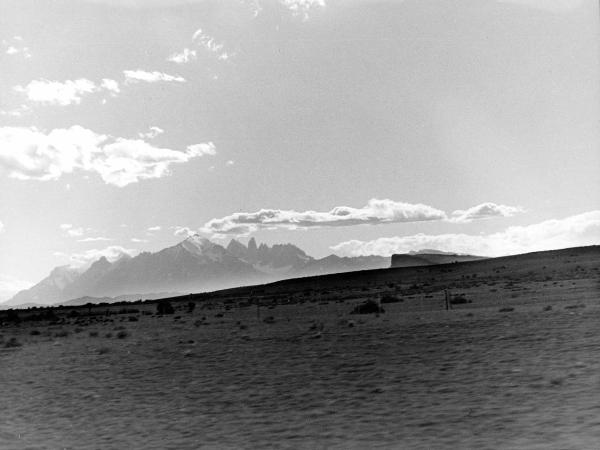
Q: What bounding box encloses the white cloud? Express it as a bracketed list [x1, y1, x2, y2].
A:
[0, 126, 216, 187]
[15, 79, 96, 106]
[0, 274, 33, 303]
[2, 36, 31, 58]
[54, 245, 136, 268]
[147, 226, 162, 232]
[225, 159, 235, 166]
[0, 220, 3, 233]
[131, 237, 149, 243]
[168, 28, 231, 63]
[167, 48, 197, 64]
[201, 198, 448, 236]
[280, 0, 326, 20]
[0, 104, 32, 118]
[123, 69, 186, 83]
[450, 202, 524, 223]
[77, 237, 112, 242]
[138, 126, 164, 139]
[100, 78, 120, 94]
[331, 211, 600, 257]
[14, 78, 120, 106]
[172, 226, 195, 237]
[60, 223, 73, 230]
[187, 142, 217, 156]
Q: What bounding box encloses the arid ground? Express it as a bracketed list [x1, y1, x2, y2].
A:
[1, 246, 599, 449]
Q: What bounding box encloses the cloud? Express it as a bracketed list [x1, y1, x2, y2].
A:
[60, 224, 86, 237]
[201, 199, 448, 236]
[14, 78, 120, 106]
[77, 237, 113, 242]
[131, 237, 149, 243]
[331, 211, 600, 257]
[280, 0, 326, 20]
[2, 36, 31, 59]
[450, 202, 524, 223]
[123, 70, 185, 83]
[167, 48, 197, 64]
[147, 226, 162, 232]
[497, 0, 585, 13]
[168, 29, 230, 65]
[187, 143, 217, 156]
[0, 220, 3, 233]
[0, 274, 33, 303]
[225, 160, 235, 166]
[172, 226, 195, 237]
[0, 126, 216, 187]
[138, 126, 164, 139]
[54, 245, 136, 268]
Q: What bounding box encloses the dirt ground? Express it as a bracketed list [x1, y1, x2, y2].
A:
[1, 269, 600, 449]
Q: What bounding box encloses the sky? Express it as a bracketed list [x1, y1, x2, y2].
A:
[0, 0, 599, 301]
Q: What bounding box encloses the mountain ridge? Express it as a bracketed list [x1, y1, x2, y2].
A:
[5, 236, 484, 308]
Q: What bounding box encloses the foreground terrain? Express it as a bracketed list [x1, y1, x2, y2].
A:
[0, 246, 599, 449]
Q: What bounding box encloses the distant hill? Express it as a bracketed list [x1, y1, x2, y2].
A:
[4, 236, 389, 307]
[391, 252, 485, 268]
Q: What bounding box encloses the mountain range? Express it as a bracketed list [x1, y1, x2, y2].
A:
[4, 236, 391, 307]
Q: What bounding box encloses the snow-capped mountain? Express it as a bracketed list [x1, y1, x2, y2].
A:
[4, 236, 389, 307]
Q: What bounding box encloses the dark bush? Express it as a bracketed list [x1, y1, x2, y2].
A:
[187, 302, 196, 313]
[156, 300, 174, 315]
[116, 330, 128, 339]
[350, 300, 385, 315]
[450, 294, 471, 305]
[381, 295, 402, 304]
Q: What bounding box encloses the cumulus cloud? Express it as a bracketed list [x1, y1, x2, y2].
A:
[450, 202, 524, 223]
[54, 245, 136, 268]
[123, 70, 185, 83]
[138, 126, 164, 139]
[14, 78, 120, 106]
[201, 199, 448, 236]
[168, 29, 230, 65]
[331, 211, 600, 257]
[280, 0, 326, 20]
[0, 126, 216, 187]
[2, 36, 31, 59]
[167, 48, 197, 64]
[172, 226, 195, 237]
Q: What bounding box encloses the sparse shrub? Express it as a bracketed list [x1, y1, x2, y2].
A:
[114, 325, 126, 330]
[381, 295, 402, 304]
[128, 316, 138, 322]
[499, 307, 514, 312]
[89, 331, 99, 337]
[450, 294, 470, 305]
[351, 300, 385, 315]
[156, 300, 174, 315]
[74, 327, 84, 334]
[30, 329, 41, 336]
[543, 305, 552, 311]
[105, 332, 113, 338]
[187, 302, 196, 313]
[54, 330, 70, 338]
[116, 330, 128, 339]
[263, 316, 276, 324]
[4, 337, 22, 348]
[98, 347, 110, 355]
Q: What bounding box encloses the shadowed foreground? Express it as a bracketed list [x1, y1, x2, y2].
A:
[2, 293, 600, 449]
